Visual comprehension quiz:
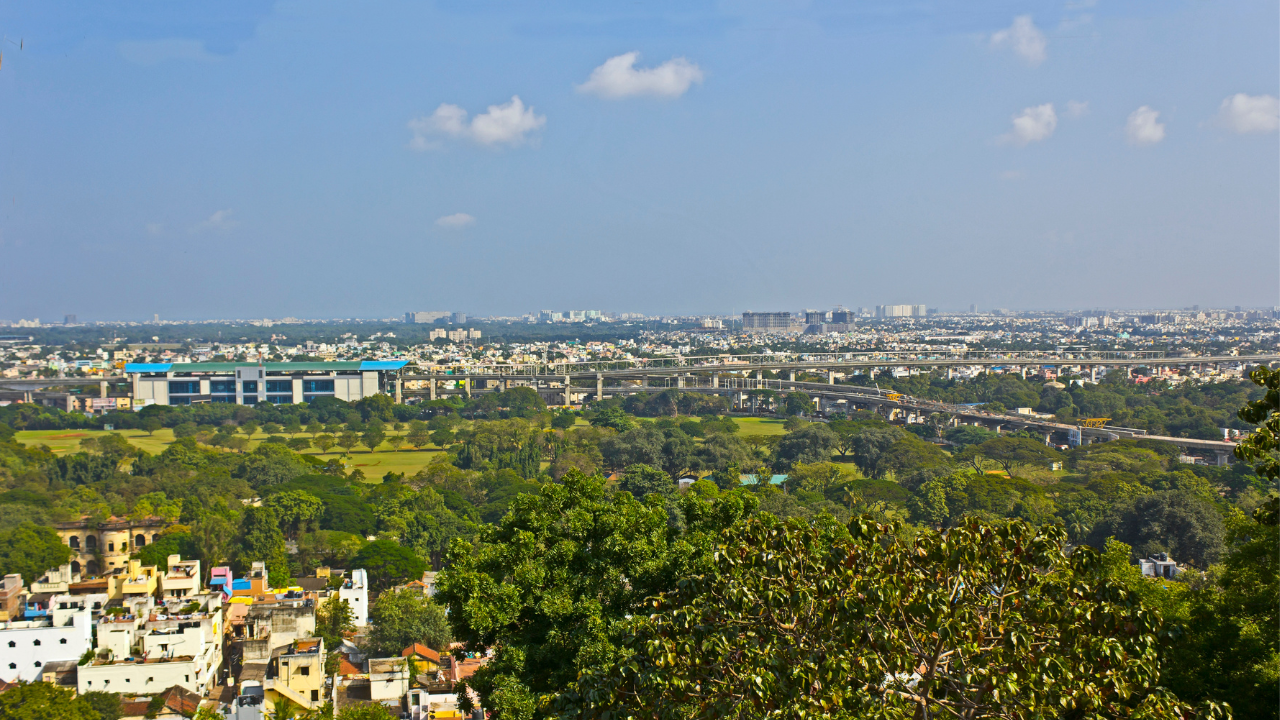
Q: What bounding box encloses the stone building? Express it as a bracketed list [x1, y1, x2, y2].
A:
[53, 516, 173, 576]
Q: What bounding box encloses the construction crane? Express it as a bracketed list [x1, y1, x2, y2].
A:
[1079, 418, 1111, 429]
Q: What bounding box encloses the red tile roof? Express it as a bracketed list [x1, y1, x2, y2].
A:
[400, 643, 441, 663]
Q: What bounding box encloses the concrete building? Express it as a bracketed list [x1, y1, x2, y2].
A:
[124, 360, 407, 406]
[108, 559, 160, 602]
[876, 304, 928, 318]
[337, 569, 369, 627]
[78, 593, 223, 697]
[0, 602, 93, 683]
[264, 638, 326, 710]
[0, 576, 24, 622]
[742, 312, 794, 332]
[161, 555, 201, 599]
[55, 516, 173, 576]
[405, 311, 449, 324]
[803, 310, 828, 325]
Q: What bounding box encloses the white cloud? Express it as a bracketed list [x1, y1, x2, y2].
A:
[118, 39, 216, 66]
[1125, 106, 1165, 145]
[192, 209, 236, 233]
[1066, 100, 1089, 118]
[990, 16, 1047, 67]
[1215, 93, 1279, 134]
[1001, 103, 1057, 146]
[576, 52, 704, 99]
[408, 96, 545, 148]
[435, 213, 475, 228]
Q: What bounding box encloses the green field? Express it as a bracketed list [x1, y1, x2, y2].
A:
[14, 428, 449, 479]
[14, 415, 782, 480]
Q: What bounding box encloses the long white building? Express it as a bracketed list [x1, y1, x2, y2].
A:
[125, 360, 407, 406]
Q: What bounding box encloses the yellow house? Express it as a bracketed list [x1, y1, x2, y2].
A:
[264, 638, 326, 710]
[107, 559, 159, 600]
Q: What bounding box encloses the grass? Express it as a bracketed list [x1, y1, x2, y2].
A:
[731, 417, 789, 436]
[14, 428, 449, 479]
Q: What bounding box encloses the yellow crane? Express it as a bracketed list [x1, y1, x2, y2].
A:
[1079, 418, 1111, 429]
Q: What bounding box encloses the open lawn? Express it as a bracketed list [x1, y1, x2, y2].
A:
[14, 428, 450, 479]
[732, 417, 789, 436]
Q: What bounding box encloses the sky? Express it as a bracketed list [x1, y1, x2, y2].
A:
[0, 0, 1276, 321]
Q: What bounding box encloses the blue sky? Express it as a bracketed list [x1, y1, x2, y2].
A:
[0, 1, 1276, 320]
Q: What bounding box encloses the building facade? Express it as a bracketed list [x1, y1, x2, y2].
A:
[54, 517, 172, 576]
[0, 607, 92, 683]
[741, 312, 794, 332]
[124, 361, 407, 407]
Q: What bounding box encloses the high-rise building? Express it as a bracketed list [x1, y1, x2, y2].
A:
[405, 311, 449, 324]
[742, 312, 794, 331]
[64, 315, 77, 325]
[875, 304, 927, 318]
[804, 310, 828, 325]
[830, 307, 855, 324]
[451, 312, 467, 324]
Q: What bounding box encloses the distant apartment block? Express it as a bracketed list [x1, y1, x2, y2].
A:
[404, 311, 450, 324]
[124, 361, 407, 406]
[875, 304, 927, 318]
[741, 312, 794, 332]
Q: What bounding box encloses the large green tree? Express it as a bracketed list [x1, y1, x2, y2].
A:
[365, 588, 452, 657]
[0, 682, 99, 720]
[436, 470, 755, 719]
[1086, 489, 1225, 568]
[0, 523, 72, 583]
[236, 506, 290, 587]
[566, 515, 1223, 720]
[351, 539, 427, 590]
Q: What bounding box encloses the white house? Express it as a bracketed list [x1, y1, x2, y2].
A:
[0, 607, 93, 682]
[78, 594, 223, 697]
[337, 569, 368, 627]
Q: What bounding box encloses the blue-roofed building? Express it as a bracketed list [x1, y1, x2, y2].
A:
[740, 474, 789, 486]
[123, 360, 408, 406]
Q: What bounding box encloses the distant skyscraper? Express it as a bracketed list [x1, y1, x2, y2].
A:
[153, 313, 160, 323]
[875, 305, 927, 318]
[969, 304, 977, 314]
[405, 311, 449, 324]
[742, 312, 793, 331]
[64, 314, 76, 325]
[451, 312, 467, 323]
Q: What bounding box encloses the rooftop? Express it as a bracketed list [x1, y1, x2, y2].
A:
[125, 360, 407, 373]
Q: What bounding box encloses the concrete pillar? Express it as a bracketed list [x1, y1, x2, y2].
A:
[99, 380, 108, 398]
[564, 375, 572, 406]
[642, 374, 649, 388]
[463, 377, 471, 398]
[788, 370, 795, 382]
[1090, 366, 1097, 383]
[677, 374, 685, 389]
[827, 370, 835, 385]
[711, 373, 719, 389]
[429, 379, 437, 401]
[394, 376, 402, 404]
[596, 373, 603, 401]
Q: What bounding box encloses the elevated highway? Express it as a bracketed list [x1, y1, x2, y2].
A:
[403, 373, 1242, 459]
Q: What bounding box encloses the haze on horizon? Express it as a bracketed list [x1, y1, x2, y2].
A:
[0, 0, 1276, 322]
